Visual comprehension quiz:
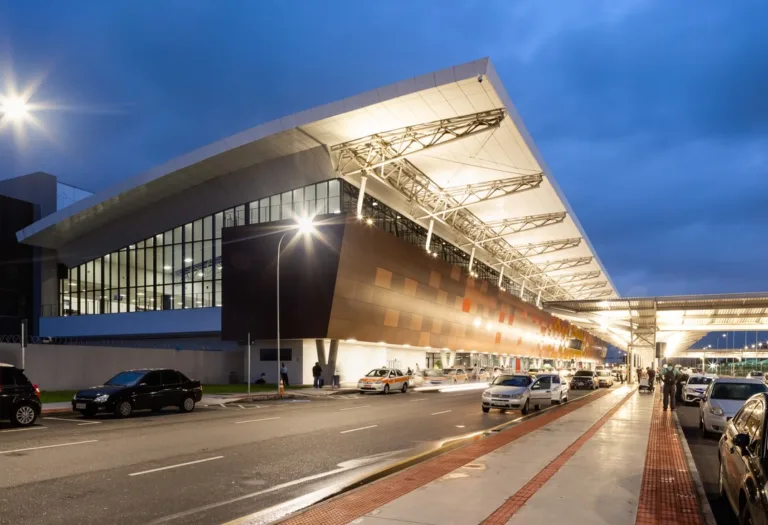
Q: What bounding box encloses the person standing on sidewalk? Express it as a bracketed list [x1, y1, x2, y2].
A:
[312, 362, 322, 389]
[661, 364, 679, 411]
[280, 362, 290, 387]
[647, 367, 656, 391]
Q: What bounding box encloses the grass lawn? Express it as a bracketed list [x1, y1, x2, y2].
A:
[39, 383, 309, 404]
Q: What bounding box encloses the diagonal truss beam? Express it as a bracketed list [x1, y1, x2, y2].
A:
[529, 257, 594, 274]
[580, 290, 613, 300]
[459, 212, 566, 247]
[498, 238, 581, 262]
[533, 271, 602, 290]
[332, 109, 506, 175]
[559, 281, 608, 294]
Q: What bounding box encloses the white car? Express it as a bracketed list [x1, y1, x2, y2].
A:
[746, 370, 766, 381]
[699, 377, 768, 435]
[596, 370, 614, 388]
[683, 374, 716, 404]
[482, 373, 568, 415]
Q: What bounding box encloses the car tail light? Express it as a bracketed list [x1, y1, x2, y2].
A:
[33, 384, 41, 398]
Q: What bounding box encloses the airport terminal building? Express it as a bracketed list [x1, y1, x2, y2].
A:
[10, 58, 622, 384]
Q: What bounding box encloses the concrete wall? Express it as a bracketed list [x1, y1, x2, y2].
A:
[245, 339, 305, 385]
[40, 307, 221, 338]
[0, 343, 243, 391]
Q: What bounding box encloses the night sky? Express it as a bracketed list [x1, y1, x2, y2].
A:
[1, 1, 767, 299]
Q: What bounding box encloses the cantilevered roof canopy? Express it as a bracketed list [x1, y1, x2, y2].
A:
[546, 292, 768, 355]
[18, 57, 616, 302]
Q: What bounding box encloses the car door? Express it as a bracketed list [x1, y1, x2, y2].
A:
[551, 375, 562, 401]
[742, 399, 767, 524]
[134, 371, 163, 410]
[530, 376, 552, 406]
[724, 400, 756, 502]
[0, 367, 16, 418]
[161, 370, 183, 407]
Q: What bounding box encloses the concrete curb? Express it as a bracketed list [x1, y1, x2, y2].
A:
[673, 410, 718, 525]
[41, 407, 76, 415]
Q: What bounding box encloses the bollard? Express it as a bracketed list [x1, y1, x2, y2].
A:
[279, 378, 285, 397]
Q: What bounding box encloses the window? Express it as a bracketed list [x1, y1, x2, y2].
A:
[259, 348, 293, 361]
[535, 377, 552, 389]
[712, 382, 768, 401]
[745, 401, 764, 443]
[161, 370, 181, 386]
[552, 376, 561, 384]
[0, 367, 16, 386]
[13, 369, 31, 386]
[733, 401, 756, 433]
[143, 371, 163, 387]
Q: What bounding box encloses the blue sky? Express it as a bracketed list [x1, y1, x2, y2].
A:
[1, 0, 767, 297]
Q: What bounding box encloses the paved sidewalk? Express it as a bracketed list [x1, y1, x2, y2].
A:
[277, 386, 710, 525]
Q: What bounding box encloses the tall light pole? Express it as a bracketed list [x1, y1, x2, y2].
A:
[276, 217, 315, 393]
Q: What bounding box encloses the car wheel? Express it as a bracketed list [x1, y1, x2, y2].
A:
[11, 402, 37, 427]
[401, 382, 408, 394]
[115, 400, 133, 418]
[180, 396, 195, 413]
[482, 406, 490, 413]
[383, 384, 390, 395]
[521, 399, 529, 415]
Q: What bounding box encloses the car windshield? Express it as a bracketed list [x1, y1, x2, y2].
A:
[687, 377, 713, 385]
[575, 371, 594, 377]
[711, 382, 768, 400]
[493, 375, 530, 387]
[442, 369, 458, 375]
[597, 371, 610, 377]
[105, 371, 145, 386]
[366, 369, 390, 377]
[423, 370, 443, 377]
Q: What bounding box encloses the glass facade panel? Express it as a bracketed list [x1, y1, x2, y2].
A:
[53, 179, 386, 316]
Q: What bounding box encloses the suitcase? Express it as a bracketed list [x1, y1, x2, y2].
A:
[319, 377, 325, 388]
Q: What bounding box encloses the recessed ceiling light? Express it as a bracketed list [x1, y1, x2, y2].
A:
[184, 258, 193, 263]
[163, 265, 172, 270]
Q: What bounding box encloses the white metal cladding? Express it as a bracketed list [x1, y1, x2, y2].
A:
[17, 57, 616, 301]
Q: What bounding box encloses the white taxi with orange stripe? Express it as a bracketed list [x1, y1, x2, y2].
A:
[357, 368, 409, 394]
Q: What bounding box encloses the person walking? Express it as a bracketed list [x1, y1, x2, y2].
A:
[280, 362, 290, 388]
[312, 362, 322, 389]
[661, 364, 679, 411]
[647, 367, 656, 392]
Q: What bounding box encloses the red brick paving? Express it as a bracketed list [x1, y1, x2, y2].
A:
[480, 388, 637, 524]
[635, 391, 706, 525]
[279, 388, 613, 525]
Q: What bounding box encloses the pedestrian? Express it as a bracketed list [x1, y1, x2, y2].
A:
[333, 361, 342, 389]
[312, 361, 322, 389]
[647, 367, 656, 391]
[661, 364, 679, 411]
[280, 362, 290, 387]
[619, 368, 625, 384]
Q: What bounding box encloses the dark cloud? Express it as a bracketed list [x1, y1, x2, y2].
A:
[0, 0, 766, 298]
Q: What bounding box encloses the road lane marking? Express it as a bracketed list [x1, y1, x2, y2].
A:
[431, 410, 452, 416]
[129, 456, 224, 477]
[45, 417, 102, 426]
[0, 426, 47, 433]
[0, 439, 97, 454]
[408, 398, 428, 402]
[234, 417, 280, 425]
[340, 405, 370, 411]
[340, 425, 378, 434]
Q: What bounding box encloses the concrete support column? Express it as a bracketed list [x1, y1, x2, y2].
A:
[425, 219, 434, 252]
[356, 175, 367, 218]
[325, 339, 339, 386]
[468, 247, 476, 275]
[315, 339, 327, 368]
[448, 350, 456, 367]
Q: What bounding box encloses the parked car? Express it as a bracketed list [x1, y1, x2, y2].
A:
[596, 370, 614, 388]
[571, 370, 599, 390]
[357, 368, 409, 394]
[718, 392, 768, 523]
[424, 368, 469, 386]
[683, 374, 716, 404]
[482, 373, 568, 415]
[699, 377, 768, 435]
[466, 367, 491, 382]
[407, 370, 426, 388]
[72, 369, 202, 418]
[746, 370, 765, 381]
[0, 364, 41, 427]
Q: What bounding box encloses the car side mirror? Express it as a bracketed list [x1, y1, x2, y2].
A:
[732, 433, 750, 452]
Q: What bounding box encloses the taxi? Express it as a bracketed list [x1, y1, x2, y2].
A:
[357, 368, 409, 394]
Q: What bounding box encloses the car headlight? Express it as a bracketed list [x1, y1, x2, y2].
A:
[708, 405, 724, 417]
[94, 394, 110, 403]
[72, 393, 77, 401]
[510, 394, 523, 399]
[482, 391, 491, 398]
[374, 380, 382, 384]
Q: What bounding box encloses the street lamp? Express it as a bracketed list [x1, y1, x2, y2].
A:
[276, 217, 315, 393]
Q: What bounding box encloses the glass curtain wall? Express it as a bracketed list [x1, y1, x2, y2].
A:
[58, 179, 341, 316]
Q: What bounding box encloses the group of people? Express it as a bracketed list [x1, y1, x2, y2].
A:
[637, 363, 687, 411]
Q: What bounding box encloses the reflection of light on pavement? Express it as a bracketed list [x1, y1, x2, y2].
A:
[438, 383, 489, 393]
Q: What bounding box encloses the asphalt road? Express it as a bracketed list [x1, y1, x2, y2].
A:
[676, 402, 737, 525]
[0, 386, 598, 525]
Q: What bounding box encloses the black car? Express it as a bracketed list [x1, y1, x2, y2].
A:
[570, 370, 599, 390]
[718, 392, 768, 524]
[0, 363, 42, 427]
[72, 369, 202, 418]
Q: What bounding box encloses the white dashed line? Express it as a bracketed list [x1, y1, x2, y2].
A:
[129, 456, 224, 477]
[340, 425, 378, 434]
[339, 405, 370, 411]
[0, 426, 47, 433]
[234, 417, 280, 425]
[0, 439, 97, 454]
[45, 417, 102, 426]
[408, 398, 428, 402]
[430, 410, 452, 416]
